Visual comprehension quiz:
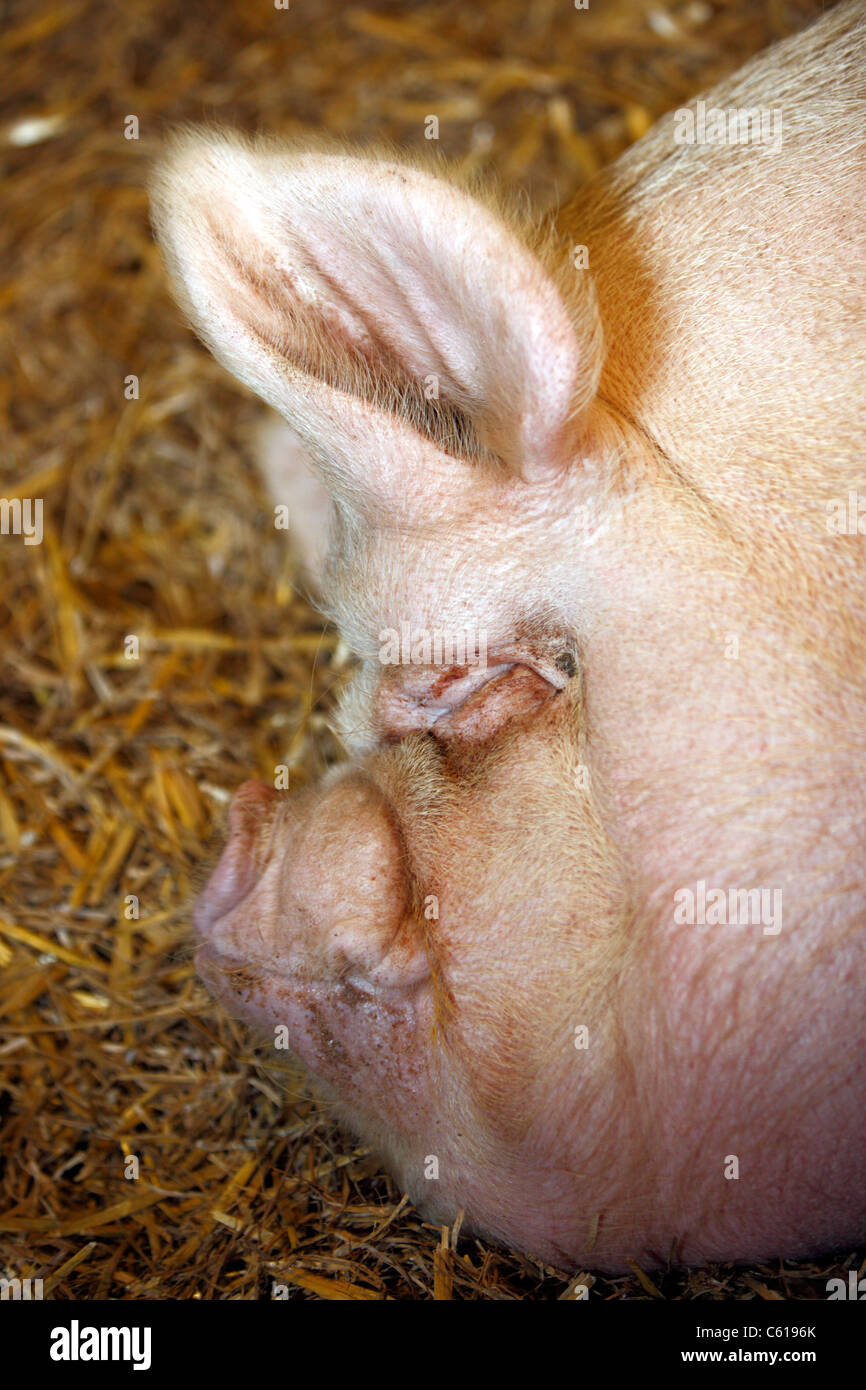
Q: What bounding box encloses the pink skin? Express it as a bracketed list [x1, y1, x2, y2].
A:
[155, 4, 866, 1270]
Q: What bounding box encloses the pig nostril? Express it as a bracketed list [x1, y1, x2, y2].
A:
[194, 779, 288, 935]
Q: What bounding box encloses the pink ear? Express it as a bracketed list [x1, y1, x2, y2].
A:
[151, 129, 601, 502]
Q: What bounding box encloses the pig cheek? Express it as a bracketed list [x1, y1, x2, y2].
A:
[294, 979, 436, 1128]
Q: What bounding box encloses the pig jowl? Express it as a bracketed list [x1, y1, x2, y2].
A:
[152, 1, 866, 1271]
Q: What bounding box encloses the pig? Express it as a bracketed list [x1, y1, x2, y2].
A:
[150, 0, 866, 1272]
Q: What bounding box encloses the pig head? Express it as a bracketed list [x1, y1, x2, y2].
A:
[151, 0, 866, 1271]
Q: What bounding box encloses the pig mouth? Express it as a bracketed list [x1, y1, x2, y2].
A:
[195, 940, 260, 987]
[194, 939, 288, 995]
[193, 939, 301, 1029]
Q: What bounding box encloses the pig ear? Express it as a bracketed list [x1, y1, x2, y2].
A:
[150, 129, 601, 501]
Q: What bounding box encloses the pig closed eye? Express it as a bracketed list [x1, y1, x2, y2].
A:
[377, 661, 565, 744]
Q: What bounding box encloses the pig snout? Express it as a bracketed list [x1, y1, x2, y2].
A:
[194, 764, 444, 1152]
[194, 773, 422, 1008]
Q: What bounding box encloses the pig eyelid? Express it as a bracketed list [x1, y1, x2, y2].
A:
[423, 663, 517, 726]
[376, 654, 572, 740]
[378, 661, 517, 736]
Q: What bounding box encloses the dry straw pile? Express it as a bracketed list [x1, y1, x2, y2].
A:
[1, 0, 853, 1299]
